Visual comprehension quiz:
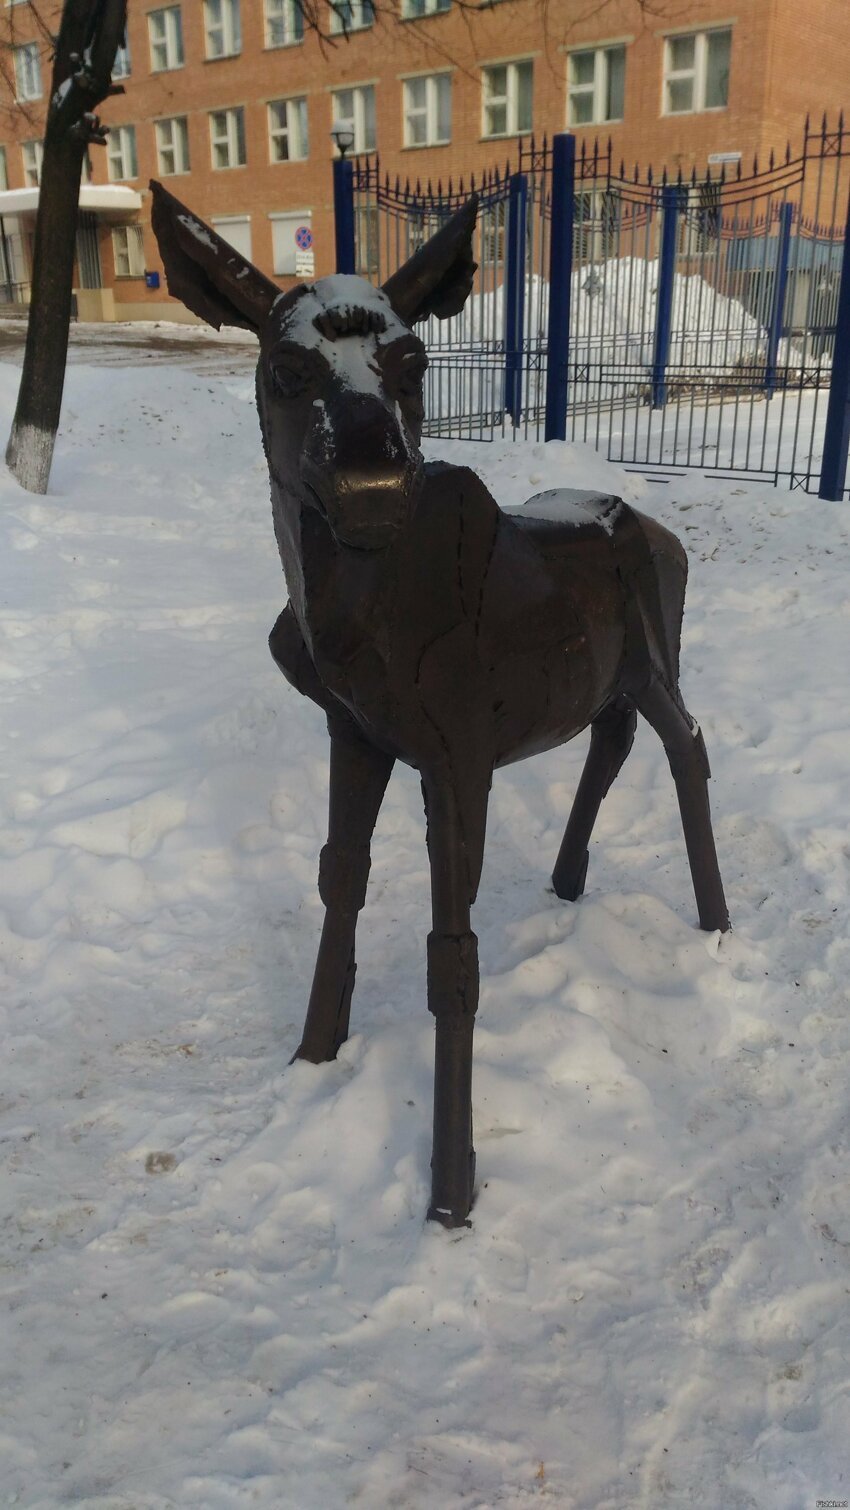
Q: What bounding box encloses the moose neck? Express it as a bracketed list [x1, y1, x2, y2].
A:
[270, 474, 393, 670]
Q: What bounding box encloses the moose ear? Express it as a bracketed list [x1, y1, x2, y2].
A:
[382, 194, 478, 325]
[149, 180, 280, 335]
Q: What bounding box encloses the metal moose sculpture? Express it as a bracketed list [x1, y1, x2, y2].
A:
[151, 181, 729, 1229]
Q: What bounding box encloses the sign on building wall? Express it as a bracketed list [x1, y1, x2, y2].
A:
[294, 223, 315, 278]
[271, 211, 313, 277]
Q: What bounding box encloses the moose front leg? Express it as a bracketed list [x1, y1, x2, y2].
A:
[422, 775, 488, 1229]
[294, 717, 394, 1064]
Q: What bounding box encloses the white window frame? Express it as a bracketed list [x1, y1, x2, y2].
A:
[355, 204, 379, 274]
[401, 0, 450, 16]
[204, 0, 241, 59]
[148, 7, 184, 71]
[331, 84, 376, 155]
[13, 42, 41, 101]
[211, 215, 252, 259]
[663, 27, 731, 116]
[481, 59, 533, 139]
[112, 225, 145, 278]
[402, 72, 451, 148]
[112, 37, 131, 78]
[268, 97, 309, 162]
[209, 107, 246, 169]
[107, 124, 138, 181]
[264, 0, 304, 45]
[329, 0, 373, 33]
[21, 139, 43, 187]
[155, 115, 191, 175]
[567, 43, 625, 127]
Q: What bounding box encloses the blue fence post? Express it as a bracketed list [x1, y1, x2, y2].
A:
[333, 156, 356, 275]
[504, 172, 528, 426]
[544, 132, 576, 442]
[819, 189, 850, 500]
[651, 184, 681, 409]
[765, 202, 793, 397]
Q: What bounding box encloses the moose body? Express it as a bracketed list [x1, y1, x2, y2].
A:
[152, 182, 729, 1229]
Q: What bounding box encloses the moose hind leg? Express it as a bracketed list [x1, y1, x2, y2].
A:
[294, 718, 394, 1064]
[635, 678, 730, 934]
[552, 695, 637, 902]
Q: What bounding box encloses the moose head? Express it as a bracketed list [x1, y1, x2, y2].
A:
[150, 181, 478, 550]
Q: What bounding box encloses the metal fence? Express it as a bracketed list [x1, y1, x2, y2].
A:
[340, 115, 850, 497]
[344, 154, 551, 441]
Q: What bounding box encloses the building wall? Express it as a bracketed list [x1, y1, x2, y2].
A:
[0, 0, 846, 318]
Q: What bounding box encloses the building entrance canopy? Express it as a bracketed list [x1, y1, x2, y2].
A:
[0, 184, 142, 221]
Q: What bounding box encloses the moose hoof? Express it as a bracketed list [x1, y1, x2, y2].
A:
[427, 1204, 472, 1229]
[289, 1037, 341, 1066]
[552, 848, 589, 902]
[428, 1148, 476, 1229]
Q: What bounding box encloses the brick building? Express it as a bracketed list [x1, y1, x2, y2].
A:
[0, 0, 847, 321]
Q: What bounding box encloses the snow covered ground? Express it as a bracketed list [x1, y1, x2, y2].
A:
[0, 349, 848, 1510]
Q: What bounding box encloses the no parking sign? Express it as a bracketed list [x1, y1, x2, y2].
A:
[295, 223, 315, 277]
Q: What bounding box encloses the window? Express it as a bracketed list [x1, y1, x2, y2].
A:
[567, 44, 625, 126]
[107, 125, 138, 180]
[663, 28, 731, 115]
[681, 180, 721, 254]
[13, 42, 41, 100]
[270, 211, 312, 275]
[573, 187, 620, 260]
[331, 85, 376, 154]
[403, 73, 451, 147]
[112, 225, 145, 277]
[482, 60, 532, 138]
[211, 216, 252, 258]
[356, 205, 379, 275]
[148, 7, 184, 70]
[0, 147, 7, 192]
[401, 0, 450, 15]
[268, 97, 309, 162]
[480, 202, 506, 265]
[329, 0, 373, 32]
[205, 0, 241, 58]
[112, 36, 131, 78]
[21, 139, 43, 187]
[265, 0, 304, 45]
[155, 116, 191, 175]
[210, 107, 246, 168]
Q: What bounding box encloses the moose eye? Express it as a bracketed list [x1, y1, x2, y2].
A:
[271, 359, 309, 399]
[397, 353, 428, 398]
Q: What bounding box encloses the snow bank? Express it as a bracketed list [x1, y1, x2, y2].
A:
[0, 356, 848, 1509]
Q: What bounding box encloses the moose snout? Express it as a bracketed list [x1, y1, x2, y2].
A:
[301, 394, 422, 550]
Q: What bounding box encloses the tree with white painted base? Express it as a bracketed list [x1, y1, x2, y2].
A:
[5, 0, 127, 495]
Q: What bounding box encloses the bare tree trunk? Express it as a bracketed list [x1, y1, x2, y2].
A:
[6, 133, 86, 492]
[5, 0, 127, 495]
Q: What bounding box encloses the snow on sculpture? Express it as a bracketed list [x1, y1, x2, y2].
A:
[150, 180, 729, 1229]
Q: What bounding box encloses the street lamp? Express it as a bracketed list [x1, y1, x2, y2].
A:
[331, 125, 356, 158]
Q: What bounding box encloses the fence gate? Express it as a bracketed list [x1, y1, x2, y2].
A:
[345, 118, 850, 494]
[350, 151, 553, 440]
[568, 119, 850, 492]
